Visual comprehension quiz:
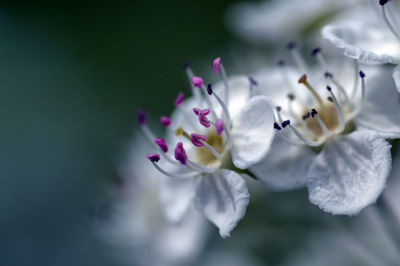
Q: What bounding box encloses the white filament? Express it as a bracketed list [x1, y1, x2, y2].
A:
[151, 161, 198, 179]
[328, 89, 345, 133]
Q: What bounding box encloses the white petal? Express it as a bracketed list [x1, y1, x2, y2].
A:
[230, 96, 275, 169]
[159, 173, 201, 223]
[194, 170, 249, 238]
[322, 22, 400, 64]
[307, 130, 391, 215]
[393, 65, 400, 93]
[356, 66, 400, 139]
[250, 135, 315, 191]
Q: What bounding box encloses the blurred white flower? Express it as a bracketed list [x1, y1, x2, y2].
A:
[96, 135, 209, 266]
[140, 58, 276, 237]
[322, 0, 400, 91]
[225, 0, 361, 44]
[250, 44, 399, 215]
[281, 153, 400, 266]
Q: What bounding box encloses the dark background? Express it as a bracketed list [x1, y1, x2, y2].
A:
[0, 1, 245, 265]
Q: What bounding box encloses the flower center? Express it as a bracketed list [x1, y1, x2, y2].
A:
[304, 102, 339, 138]
[196, 130, 225, 166]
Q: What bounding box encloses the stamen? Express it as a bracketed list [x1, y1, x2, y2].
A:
[190, 133, 206, 147]
[174, 92, 184, 106]
[154, 137, 168, 152]
[312, 109, 331, 136]
[287, 41, 308, 73]
[273, 122, 281, 130]
[282, 120, 291, 128]
[138, 109, 146, 125]
[325, 72, 349, 103]
[298, 74, 324, 106]
[191, 76, 204, 88]
[174, 142, 188, 165]
[193, 107, 211, 128]
[302, 111, 311, 120]
[215, 119, 224, 135]
[286, 122, 325, 147]
[207, 83, 213, 95]
[213, 57, 230, 104]
[248, 76, 257, 96]
[146, 153, 160, 162]
[381, 1, 400, 41]
[175, 126, 191, 139]
[148, 156, 198, 179]
[326, 86, 345, 133]
[184, 63, 201, 98]
[207, 84, 232, 129]
[160, 116, 171, 126]
[347, 70, 367, 121]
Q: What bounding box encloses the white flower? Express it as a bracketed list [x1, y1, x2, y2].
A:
[250, 44, 399, 215]
[322, 0, 400, 91]
[96, 135, 209, 266]
[225, 0, 361, 44]
[281, 153, 400, 266]
[140, 58, 275, 237]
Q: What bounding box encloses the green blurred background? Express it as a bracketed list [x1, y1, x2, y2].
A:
[0, 1, 245, 265]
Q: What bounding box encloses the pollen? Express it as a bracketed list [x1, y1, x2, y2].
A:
[196, 130, 225, 166]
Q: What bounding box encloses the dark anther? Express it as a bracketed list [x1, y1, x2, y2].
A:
[282, 120, 291, 128]
[249, 76, 258, 85]
[359, 70, 366, 78]
[324, 72, 333, 78]
[379, 0, 389, 6]
[273, 122, 282, 130]
[311, 47, 321, 56]
[302, 112, 311, 120]
[276, 106, 282, 112]
[287, 41, 297, 50]
[327, 96, 333, 102]
[287, 93, 296, 100]
[311, 109, 318, 118]
[326, 85, 332, 91]
[184, 62, 191, 69]
[277, 59, 285, 66]
[207, 84, 213, 95]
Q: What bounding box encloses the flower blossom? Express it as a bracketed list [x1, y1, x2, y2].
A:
[322, 0, 400, 91]
[139, 58, 275, 237]
[95, 135, 209, 266]
[250, 43, 399, 215]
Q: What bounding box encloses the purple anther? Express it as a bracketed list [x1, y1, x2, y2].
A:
[160, 116, 171, 126]
[359, 70, 366, 78]
[273, 122, 281, 130]
[215, 119, 224, 135]
[282, 120, 291, 128]
[287, 41, 297, 50]
[138, 109, 146, 125]
[193, 107, 210, 116]
[191, 76, 204, 88]
[380, 0, 388, 5]
[199, 114, 211, 128]
[146, 153, 160, 162]
[174, 142, 187, 165]
[326, 85, 332, 91]
[213, 57, 221, 74]
[174, 92, 184, 106]
[190, 133, 207, 147]
[277, 59, 285, 66]
[302, 112, 311, 120]
[311, 109, 318, 117]
[311, 47, 321, 56]
[155, 137, 168, 153]
[248, 76, 258, 85]
[207, 84, 213, 95]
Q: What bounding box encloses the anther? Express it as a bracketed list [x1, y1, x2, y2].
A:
[184, 62, 191, 69]
[154, 138, 168, 153]
[207, 83, 213, 95]
[311, 47, 321, 56]
[190, 133, 206, 147]
[274, 122, 282, 130]
[174, 142, 188, 165]
[174, 92, 184, 106]
[287, 41, 297, 50]
[298, 74, 324, 106]
[379, 0, 388, 5]
[213, 57, 221, 74]
[324, 72, 333, 78]
[327, 96, 333, 102]
[215, 119, 224, 135]
[175, 126, 191, 140]
[138, 109, 146, 125]
[146, 153, 160, 162]
[277, 59, 285, 66]
[302, 112, 311, 120]
[193, 107, 211, 128]
[276, 106, 282, 112]
[192, 76, 204, 88]
[311, 109, 318, 117]
[160, 116, 171, 126]
[359, 71, 365, 78]
[248, 76, 258, 86]
[287, 93, 295, 101]
[282, 120, 291, 128]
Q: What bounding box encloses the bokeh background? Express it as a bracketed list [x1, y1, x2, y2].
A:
[1, 1, 399, 266]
